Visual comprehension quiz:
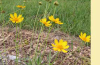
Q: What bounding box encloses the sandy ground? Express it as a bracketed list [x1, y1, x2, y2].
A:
[0, 27, 90, 65]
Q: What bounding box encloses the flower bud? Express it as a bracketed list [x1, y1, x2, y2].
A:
[23, 0, 26, 3]
[39, 2, 42, 5]
[49, 0, 52, 3]
[54, 1, 59, 6]
[2, 10, 5, 13]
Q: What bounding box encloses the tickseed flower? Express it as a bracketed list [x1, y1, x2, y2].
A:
[40, 18, 52, 27]
[49, 15, 55, 22]
[52, 39, 69, 53]
[49, 15, 63, 24]
[79, 32, 90, 43]
[16, 5, 26, 9]
[10, 13, 24, 23]
[54, 18, 63, 24]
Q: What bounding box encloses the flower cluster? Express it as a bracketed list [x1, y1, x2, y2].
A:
[8, 3, 91, 54]
[40, 15, 63, 27]
[79, 32, 90, 43]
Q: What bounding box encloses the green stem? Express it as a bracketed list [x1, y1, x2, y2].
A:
[0, 1, 7, 64]
[34, 27, 43, 55]
[0, 52, 4, 65]
[53, 6, 56, 16]
[45, 26, 53, 45]
[43, 2, 48, 18]
[15, 23, 18, 65]
[31, 5, 41, 49]
[60, 52, 72, 65]
[51, 52, 59, 64]
[33, 27, 43, 63]
[35, 5, 40, 32]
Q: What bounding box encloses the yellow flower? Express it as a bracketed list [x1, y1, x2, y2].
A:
[52, 39, 69, 53]
[54, 18, 63, 24]
[49, 15, 63, 24]
[49, 15, 55, 22]
[79, 32, 90, 43]
[40, 18, 52, 27]
[10, 13, 24, 23]
[16, 5, 26, 8]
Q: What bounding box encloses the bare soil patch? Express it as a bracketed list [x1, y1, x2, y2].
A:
[0, 27, 90, 65]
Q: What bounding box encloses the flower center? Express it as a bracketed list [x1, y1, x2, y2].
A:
[44, 22, 48, 25]
[14, 18, 19, 21]
[57, 45, 63, 49]
[83, 37, 87, 41]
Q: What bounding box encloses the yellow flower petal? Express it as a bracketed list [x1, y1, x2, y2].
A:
[47, 21, 50, 23]
[10, 13, 23, 23]
[18, 15, 22, 18]
[62, 41, 67, 46]
[62, 50, 67, 53]
[81, 32, 83, 36]
[43, 18, 47, 22]
[10, 14, 14, 18]
[18, 17, 24, 23]
[64, 45, 69, 49]
[53, 48, 58, 51]
[56, 18, 59, 21]
[83, 33, 86, 37]
[14, 13, 17, 18]
[59, 22, 63, 24]
[49, 15, 55, 22]
[86, 35, 90, 39]
[59, 39, 63, 44]
[79, 35, 81, 39]
[58, 49, 61, 52]
[54, 39, 59, 45]
[51, 44, 56, 47]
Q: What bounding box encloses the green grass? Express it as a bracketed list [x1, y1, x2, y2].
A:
[0, 0, 90, 35]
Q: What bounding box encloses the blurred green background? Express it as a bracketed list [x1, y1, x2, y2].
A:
[0, 0, 90, 36]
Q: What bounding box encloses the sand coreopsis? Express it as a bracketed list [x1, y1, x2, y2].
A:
[52, 39, 69, 53]
[10, 13, 24, 23]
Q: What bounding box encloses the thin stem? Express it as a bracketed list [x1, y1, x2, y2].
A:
[33, 27, 43, 63]
[60, 52, 72, 65]
[43, 2, 48, 18]
[0, 52, 4, 65]
[15, 23, 18, 65]
[35, 27, 43, 53]
[31, 5, 41, 49]
[44, 26, 53, 45]
[0, 1, 7, 64]
[53, 6, 56, 16]
[35, 5, 40, 32]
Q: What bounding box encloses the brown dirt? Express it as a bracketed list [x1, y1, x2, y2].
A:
[0, 27, 91, 65]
